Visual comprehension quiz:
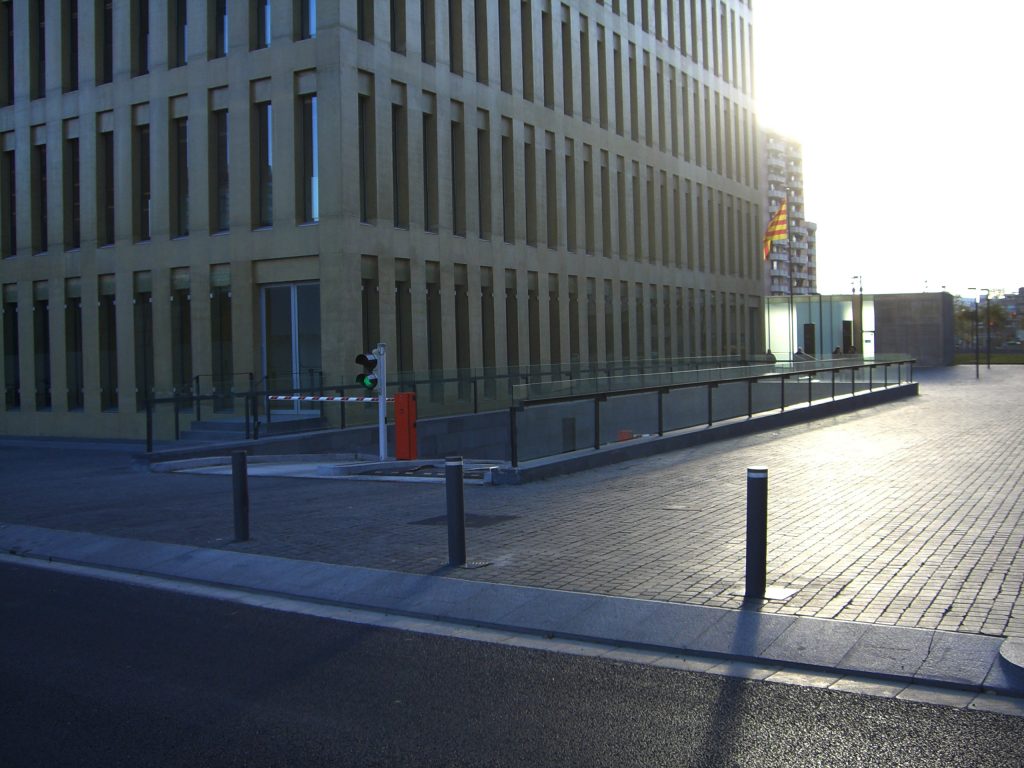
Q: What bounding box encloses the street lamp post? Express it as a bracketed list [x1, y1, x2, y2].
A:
[984, 290, 992, 370]
[968, 288, 988, 378]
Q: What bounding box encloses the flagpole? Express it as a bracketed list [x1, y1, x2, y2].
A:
[786, 186, 794, 358]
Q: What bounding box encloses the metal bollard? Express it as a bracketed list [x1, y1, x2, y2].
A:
[445, 456, 467, 567]
[744, 466, 768, 599]
[232, 451, 250, 542]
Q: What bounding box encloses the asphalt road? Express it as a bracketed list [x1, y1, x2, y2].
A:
[2, 562, 1022, 768]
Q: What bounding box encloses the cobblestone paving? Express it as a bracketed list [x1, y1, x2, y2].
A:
[2, 366, 1022, 638]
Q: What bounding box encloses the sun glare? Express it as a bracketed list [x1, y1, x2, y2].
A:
[754, 1, 1024, 298]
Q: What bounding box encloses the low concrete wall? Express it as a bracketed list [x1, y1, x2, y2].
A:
[498, 382, 919, 484]
[143, 380, 917, 478]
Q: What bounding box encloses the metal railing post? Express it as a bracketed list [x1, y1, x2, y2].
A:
[747, 379, 753, 418]
[868, 366, 873, 391]
[145, 398, 153, 453]
[194, 375, 201, 422]
[244, 394, 251, 440]
[510, 406, 519, 467]
[707, 384, 714, 427]
[174, 394, 181, 440]
[831, 369, 836, 401]
[657, 389, 664, 436]
[473, 377, 479, 413]
[594, 396, 602, 450]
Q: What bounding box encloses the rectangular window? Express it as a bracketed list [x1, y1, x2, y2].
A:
[422, 109, 438, 232]
[170, 283, 191, 394]
[97, 0, 113, 84]
[132, 0, 149, 75]
[1, 0, 13, 105]
[30, 0, 45, 99]
[498, 0, 511, 93]
[299, 94, 318, 223]
[31, 144, 48, 254]
[211, 0, 228, 57]
[210, 284, 232, 410]
[596, 25, 606, 128]
[564, 142, 575, 252]
[613, 35, 623, 136]
[298, 0, 316, 40]
[64, 136, 81, 249]
[171, 117, 189, 237]
[448, 0, 463, 75]
[583, 148, 594, 254]
[358, 0, 374, 42]
[2, 293, 18, 409]
[65, 292, 84, 410]
[169, 0, 187, 66]
[541, 8, 553, 108]
[133, 124, 151, 242]
[421, 0, 436, 63]
[63, 0, 80, 92]
[210, 109, 229, 233]
[501, 130, 514, 244]
[33, 297, 51, 409]
[476, 119, 490, 239]
[253, 102, 272, 227]
[560, 8, 572, 116]
[97, 129, 115, 246]
[357, 93, 376, 223]
[133, 289, 153, 411]
[391, 0, 406, 53]
[628, 44, 638, 141]
[544, 137, 556, 248]
[579, 16, 591, 123]
[616, 161, 627, 257]
[252, 0, 270, 49]
[524, 131, 536, 245]
[450, 114, 465, 235]
[474, 0, 487, 83]
[600, 152, 610, 257]
[98, 283, 117, 411]
[520, 1, 533, 101]
[391, 102, 408, 228]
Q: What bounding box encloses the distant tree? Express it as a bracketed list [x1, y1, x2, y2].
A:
[956, 301, 1010, 346]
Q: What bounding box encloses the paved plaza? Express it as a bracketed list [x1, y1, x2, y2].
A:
[2, 366, 1022, 640]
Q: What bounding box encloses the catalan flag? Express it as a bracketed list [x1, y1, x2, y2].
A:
[762, 200, 788, 260]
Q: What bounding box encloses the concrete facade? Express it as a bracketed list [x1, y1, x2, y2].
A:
[873, 292, 954, 367]
[0, 0, 766, 439]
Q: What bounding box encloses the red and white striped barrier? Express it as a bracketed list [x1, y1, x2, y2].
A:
[267, 395, 394, 403]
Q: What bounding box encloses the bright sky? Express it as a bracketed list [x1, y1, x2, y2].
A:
[753, 1, 1024, 299]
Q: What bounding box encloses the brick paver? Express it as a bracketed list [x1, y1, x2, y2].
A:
[2, 366, 1022, 639]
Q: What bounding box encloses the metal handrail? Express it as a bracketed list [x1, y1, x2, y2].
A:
[508, 357, 916, 467]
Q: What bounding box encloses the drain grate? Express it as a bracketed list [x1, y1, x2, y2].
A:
[410, 514, 517, 528]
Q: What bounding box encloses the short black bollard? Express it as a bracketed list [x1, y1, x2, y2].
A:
[745, 466, 768, 599]
[232, 451, 250, 542]
[445, 456, 467, 567]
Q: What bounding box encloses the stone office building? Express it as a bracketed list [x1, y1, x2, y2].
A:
[0, 0, 766, 439]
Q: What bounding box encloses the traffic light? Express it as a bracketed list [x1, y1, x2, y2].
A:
[355, 352, 378, 390]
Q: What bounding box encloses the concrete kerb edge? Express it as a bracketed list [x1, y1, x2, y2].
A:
[5, 521, 1017, 698]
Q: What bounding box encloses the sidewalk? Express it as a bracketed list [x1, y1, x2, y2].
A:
[2, 366, 1023, 701]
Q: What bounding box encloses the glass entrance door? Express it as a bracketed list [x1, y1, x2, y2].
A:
[262, 283, 321, 412]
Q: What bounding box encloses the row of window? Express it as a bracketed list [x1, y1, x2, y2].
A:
[0, 89, 317, 255]
[1, 271, 758, 413]
[1, 77, 763, 280]
[0, 0, 315, 105]
[367, 0, 752, 96]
